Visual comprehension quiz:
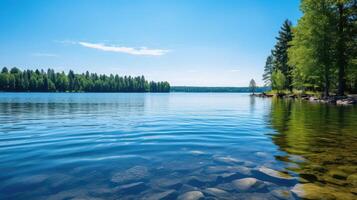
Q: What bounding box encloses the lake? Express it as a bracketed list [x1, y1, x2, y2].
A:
[0, 93, 356, 200]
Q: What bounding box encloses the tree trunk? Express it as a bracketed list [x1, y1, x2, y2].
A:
[324, 65, 330, 97]
[337, 3, 347, 96]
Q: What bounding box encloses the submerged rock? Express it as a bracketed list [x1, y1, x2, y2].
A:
[152, 178, 183, 190]
[115, 182, 147, 194]
[213, 156, 244, 165]
[145, 189, 177, 200]
[203, 187, 230, 199]
[205, 165, 252, 177]
[253, 167, 296, 185]
[291, 183, 336, 200]
[231, 178, 266, 192]
[111, 166, 149, 183]
[271, 189, 294, 200]
[177, 191, 204, 200]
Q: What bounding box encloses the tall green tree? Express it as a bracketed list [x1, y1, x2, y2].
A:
[262, 55, 274, 86]
[289, 0, 336, 97]
[272, 20, 294, 91]
[334, 0, 356, 95]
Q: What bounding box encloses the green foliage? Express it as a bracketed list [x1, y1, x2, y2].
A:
[272, 70, 286, 93]
[265, 0, 357, 96]
[262, 55, 274, 86]
[289, 0, 336, 97]
[272, 20, 294, 90]
[0, 67, 170, 93]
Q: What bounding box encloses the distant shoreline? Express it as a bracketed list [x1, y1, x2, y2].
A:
[0, 86, 271, 93]
[171, 86, 270, 93]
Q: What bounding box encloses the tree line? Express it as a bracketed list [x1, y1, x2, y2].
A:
[0, 67, 170, 92]
[171, 86, 270, 93]
[263, 0, 356, 96]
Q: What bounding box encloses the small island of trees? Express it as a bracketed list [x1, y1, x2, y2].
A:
[0, 67, 170, 93]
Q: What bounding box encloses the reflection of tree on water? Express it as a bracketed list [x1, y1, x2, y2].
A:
[268, 98, 357, 198]
[249, 95, 256, 113]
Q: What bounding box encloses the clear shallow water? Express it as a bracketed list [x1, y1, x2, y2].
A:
[0, 93, 356, 200]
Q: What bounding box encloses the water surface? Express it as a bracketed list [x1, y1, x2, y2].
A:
[0, 93, 356, 199]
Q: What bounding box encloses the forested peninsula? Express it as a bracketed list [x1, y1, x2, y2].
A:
[262, 0, 356, 98]
[0, 67, 170, 92]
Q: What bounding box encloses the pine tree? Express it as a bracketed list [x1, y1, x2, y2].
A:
[263, 55, 274, 86]
[272, 20, 293, 91]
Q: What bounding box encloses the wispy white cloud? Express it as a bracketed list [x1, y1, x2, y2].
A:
[78, 42, 170, 56]
[31, 53, 59, 57]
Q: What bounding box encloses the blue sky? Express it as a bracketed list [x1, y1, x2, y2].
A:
[0, 0, 301, 86]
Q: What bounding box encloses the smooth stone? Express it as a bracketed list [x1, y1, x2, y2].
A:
[291, 183, 336, 200]
[146, 189, 177, 200]
[177, 191, 204, 200]
[116, 182, 147, 194]
[213, 156, 244, 165]
[254, 167, 296, 185]
[328, 169, 348, 180]
[203, 188, 230, 199]
[111, 166, 149, 183]
[154, 178, 183, 190]
[205, 165, 252, 176]
[271, 189, 294, 200]
[232, 178, 265, 192]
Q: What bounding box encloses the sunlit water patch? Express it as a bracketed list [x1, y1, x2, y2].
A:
[0, 93, 356, 200]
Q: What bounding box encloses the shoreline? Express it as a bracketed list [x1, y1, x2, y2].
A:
[252, 93, 357, 105]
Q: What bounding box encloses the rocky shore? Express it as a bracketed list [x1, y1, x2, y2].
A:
[252, 93, 357, 105]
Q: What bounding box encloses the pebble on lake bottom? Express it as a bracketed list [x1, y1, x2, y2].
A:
[177, 191, 204, 200]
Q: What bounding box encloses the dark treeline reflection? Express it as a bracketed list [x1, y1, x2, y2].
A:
[268, 98, 357, 197]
